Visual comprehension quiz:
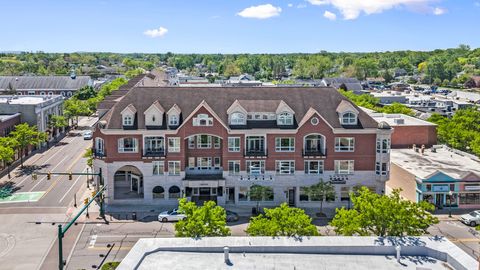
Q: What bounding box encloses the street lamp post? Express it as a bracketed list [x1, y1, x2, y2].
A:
[448, 190, 453, 218]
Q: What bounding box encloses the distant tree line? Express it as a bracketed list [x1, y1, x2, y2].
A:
[1, 45, 480, 87]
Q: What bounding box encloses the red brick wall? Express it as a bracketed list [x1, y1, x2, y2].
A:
[0, 114, 21, 137]
[391, 125, 437, 149]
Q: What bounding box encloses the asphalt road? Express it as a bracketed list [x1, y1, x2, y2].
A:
[0, 116, 97, 270]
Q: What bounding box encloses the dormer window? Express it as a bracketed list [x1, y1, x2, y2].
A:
[169, 115, 179, 126]
[230, 112, 246, 125]
[123, 115, 133, 126]
[193, 114, 213, 126]
[341, 112, 357, 125]
[277, 112, 293, 125]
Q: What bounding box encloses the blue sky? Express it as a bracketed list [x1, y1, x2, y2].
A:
[0, 0, 479, 53]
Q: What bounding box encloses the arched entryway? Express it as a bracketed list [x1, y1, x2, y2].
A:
[113, 165, 144, 200]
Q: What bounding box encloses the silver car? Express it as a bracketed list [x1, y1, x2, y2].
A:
[83, 130, 93, 140]
[460, 210, 480, 226]
[158, 209, 186, 222]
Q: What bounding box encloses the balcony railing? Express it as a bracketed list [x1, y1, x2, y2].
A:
[143, 149, 166, 157]
[238, 174, 274, 181]
[244, 149, 267, 157]
[94, 151, 105, 158]
[184, 166, 224, 180]
[303, 148, 326, 157]
[329, 175, 347, 184]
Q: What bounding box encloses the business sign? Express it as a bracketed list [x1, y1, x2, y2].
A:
[431, 185, 449, 192]
[465, 185, 480, 191]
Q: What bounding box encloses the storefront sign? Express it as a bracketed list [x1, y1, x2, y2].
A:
[432, 185, 449, 192]
[465, 185, 480, 191]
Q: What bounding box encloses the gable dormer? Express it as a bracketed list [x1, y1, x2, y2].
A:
[144, 100, 165, 129]
[167, 104, 181, 128]
[276, 100, 295, 126]
[121, 104, 137, 129]
[336, 100, 359, 126]
[227, 100, 247, 126]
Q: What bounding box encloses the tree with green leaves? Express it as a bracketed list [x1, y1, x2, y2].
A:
[248, 184, 274, 214]
[63, 98, 92, 126]
[10, 123, 46, 168]
[0, 137, 17, 178]
[330, 187, 438, 237]
[74, 86, 97, 100]
[175, 198, 231, 238]
[246, 203, 319, 237]
[381, 102, 415, 116]
[303, 180, 336, 216]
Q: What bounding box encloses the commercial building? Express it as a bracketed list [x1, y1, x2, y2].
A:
[387, 146, 480, 208]
[0, 95, 64, 136]
[367, 112, 437, 148]
[93, 86, 392, 209]
[117, 236, 477, 270]
[0, 75, 92, 97]
[0, 113, 21, 137]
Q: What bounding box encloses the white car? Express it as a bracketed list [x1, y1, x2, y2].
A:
[460, 210, 480, 226]
[83, 130, 93, 140]
[158, 209, 186, 222]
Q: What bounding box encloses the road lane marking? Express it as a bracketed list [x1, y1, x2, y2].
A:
[450, 238, 480, 243]
[90, 246, 134, 251]
[59, 168, 87, 203]
[29, 155, 69, 192]
[88, 235, 97, 248]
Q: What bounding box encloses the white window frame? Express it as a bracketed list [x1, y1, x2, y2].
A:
[188, 137, 195, 149]
[246, 160, 265, 175]
[376, 162, 389, 176]
[168, 161, 181, 176]
[228, 137, 240, 152]
[193, 114, 213, 126]
[304, 160, 324, 174]
[169, 114, 179, 126]
[277, 112, 293, 125]
[123, 114, 133, 126]
[228, 160, 240, 175]
[341, 111, 357, 125]
[334, 160, 354, 175]
[95, 138, 105, 154]
[230, 112, 246, 125]
[153, 161, 165, 175]
[376, 138, 391, 153]
[275, 137, 295, 152]
[168, 137, 180, 153]
[117, 137, 138, 153]
[275, 160, 295, 175]
[197, 135, 212, 149]
[335, 137, 355, 152]
[213, 137, 221, 149]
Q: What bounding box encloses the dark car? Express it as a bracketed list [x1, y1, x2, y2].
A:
[226, 210, 239, 222]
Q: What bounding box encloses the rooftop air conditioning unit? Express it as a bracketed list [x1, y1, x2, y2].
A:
[394, 118, 405, 125]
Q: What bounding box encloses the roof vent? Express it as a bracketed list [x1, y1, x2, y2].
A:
[394, 118, 405, 125]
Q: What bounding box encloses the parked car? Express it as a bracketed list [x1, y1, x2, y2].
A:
[83, 130, 93, 140]
[460, 210, 480, 226]
[226, 210, 239, 222]
[158, 209, 186, 222]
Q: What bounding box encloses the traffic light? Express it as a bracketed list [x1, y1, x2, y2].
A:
[32, 173, 38, 181]
[68, 172, 73, 180]
[91, 191, 96, 198]
[47, 172, 51, 180]
[83, 198, 89, 205]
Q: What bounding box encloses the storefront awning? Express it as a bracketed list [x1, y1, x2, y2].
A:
[184, 180, 225, 188]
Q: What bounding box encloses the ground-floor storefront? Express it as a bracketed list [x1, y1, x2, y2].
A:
[421, 182, 480, 209]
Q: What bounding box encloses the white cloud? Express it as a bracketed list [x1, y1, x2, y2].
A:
[433, 7, 446, 15]
[307, 0, 441, 20]
[237, 4, 282, 19]
[297, 3, 307, 8]
[288, 3, 293, 7]
[143, 27, 168, 38]
[323, 10, 337, 20]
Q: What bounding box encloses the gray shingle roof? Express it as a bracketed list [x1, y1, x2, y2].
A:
[103, 86, 378, 130]
[0, 76, 91, 90]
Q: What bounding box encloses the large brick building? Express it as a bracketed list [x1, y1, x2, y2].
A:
[93, 86, 392, 208]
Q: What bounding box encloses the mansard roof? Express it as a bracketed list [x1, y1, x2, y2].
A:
[103, 86, 378, 130]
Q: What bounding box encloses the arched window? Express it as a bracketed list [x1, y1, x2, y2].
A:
[230, 112, 246, 125]
[152, 186, 165, 199]
[277, 112, 293, 125]
[123, 114, 133, 126]
[341, 112, 357, 125]
[169, 185, 181, 199]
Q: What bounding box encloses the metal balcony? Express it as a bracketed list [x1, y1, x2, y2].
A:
[143, 149, 166, 157]
[244, 149, 267, 157]
[303, 148, 326, 157]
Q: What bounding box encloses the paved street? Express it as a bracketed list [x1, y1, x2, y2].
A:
[0, 117, 97, 270]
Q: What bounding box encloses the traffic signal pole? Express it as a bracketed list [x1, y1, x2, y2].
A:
[32, 171, 106, 270]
